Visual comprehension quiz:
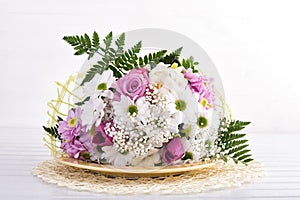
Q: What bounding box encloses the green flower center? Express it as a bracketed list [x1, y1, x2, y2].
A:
[68, 117, 78, 127]
[175, 100, 187, 111]
[97, 82, 107, 90]
[197, 116, 208, 128]
[127, 105, 138, 116]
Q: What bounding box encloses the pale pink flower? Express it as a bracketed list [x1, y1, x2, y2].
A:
[115, 68, 149, 101]
[162, 137, 184, 164]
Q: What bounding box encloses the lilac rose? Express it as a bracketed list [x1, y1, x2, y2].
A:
[115, 68, 149, 101]
[92, 122, 113, 146]
[162, 137, 185, 164]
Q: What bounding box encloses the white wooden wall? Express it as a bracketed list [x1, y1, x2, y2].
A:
[1, 0, 299, 133]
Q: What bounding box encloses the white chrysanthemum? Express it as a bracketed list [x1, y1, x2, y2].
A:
[181, 121, 219, 161]
[83, 70, 115, 99]
[81, 97, 106, 130]
[172, 87, 200, 124]
[149, 63, 199, 124]
[149, 63, 188, 96]
[181, 135, 206, 161]
[107, 89, 182, 160]
[112, 95, 138, 119]
[101, 146, 134, 167]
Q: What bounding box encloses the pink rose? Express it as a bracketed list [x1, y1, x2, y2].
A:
[162, 137, 185, 164]
[115, 68, 149, 100]
[92, 122, 113, 146]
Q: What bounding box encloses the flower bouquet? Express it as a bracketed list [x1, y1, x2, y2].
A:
[43, 30, 253, 172]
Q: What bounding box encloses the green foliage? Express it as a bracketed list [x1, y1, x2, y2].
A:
[159, 47, 182, 64]
[42, 116, 63, 141]
[63, 31, 101, 59]
[181, 56, 199, 73]
[79, 32, 127, 85]
[80, 32, 114, 85]
[217, 119, 253, 165]
[182, 152, 194, 160]
[112, 41, 142, 77]
[64, 31, 202, 85]
[138, 50, 168, 67]
[75, 96, 90, 106]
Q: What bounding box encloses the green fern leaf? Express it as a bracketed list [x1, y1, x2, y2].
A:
[138, 50, 168, 67]
[160, 47, 182, 64]
[223, 133, 247, 142]
[81, 65, 105, 85]
[64, 32, 102, 59]
[113, 41, 142, 77]
[232, 149, 250, 158]
[114, 33, 125, 57]
[92, 31, 100, 48]
[238, 154, 252, 161]
[84, 34, 92, 48]
[227, 120, 251, 133]
[42, 116, 63, 141]
[243, 158, 254, 163]
[224, 139, 248, 150]
[227, 144, 249, 155]
[217, 118, 253, 165]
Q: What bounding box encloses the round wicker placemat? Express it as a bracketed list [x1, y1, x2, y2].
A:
[32, 159, 264, 194]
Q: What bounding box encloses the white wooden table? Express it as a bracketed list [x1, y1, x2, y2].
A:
[0, 127, 299, 199]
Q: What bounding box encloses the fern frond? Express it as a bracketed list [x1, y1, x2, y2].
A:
[113, 41, 142, 77]
[217, 118, 253, 165]
[42, 116, 63, 141]
[103, 31, 113, 52]
[224, 139, 248, 150]
[227, 144, 249, 155]
[221, 133, 246, 143]
[138, 50, 167, 67]
[63, 33, 100, 58]
[114, 33, 125, 57]
[159, 47, 182, 64]
[92, 31, 100, 49]
[80, 32, 127, 85]
[81, 64, 106, 85]
[227, 120, 251, 133]
[232, 149, 250, 158]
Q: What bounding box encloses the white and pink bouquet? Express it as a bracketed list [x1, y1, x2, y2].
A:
[43, 31, 253, 167]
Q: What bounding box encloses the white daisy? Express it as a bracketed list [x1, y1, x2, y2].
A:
[172, 87, 200, 124]
[83, 70, 115, 99]
[112, 95, 137, 118]
[101, 146, 134, 167]
[81, 97, 106, 130]
[181, 135, 206, 161]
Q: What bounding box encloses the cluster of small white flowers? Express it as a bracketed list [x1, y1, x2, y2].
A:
[144, 84, 159, 103]
[105, 88, 179, 159]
